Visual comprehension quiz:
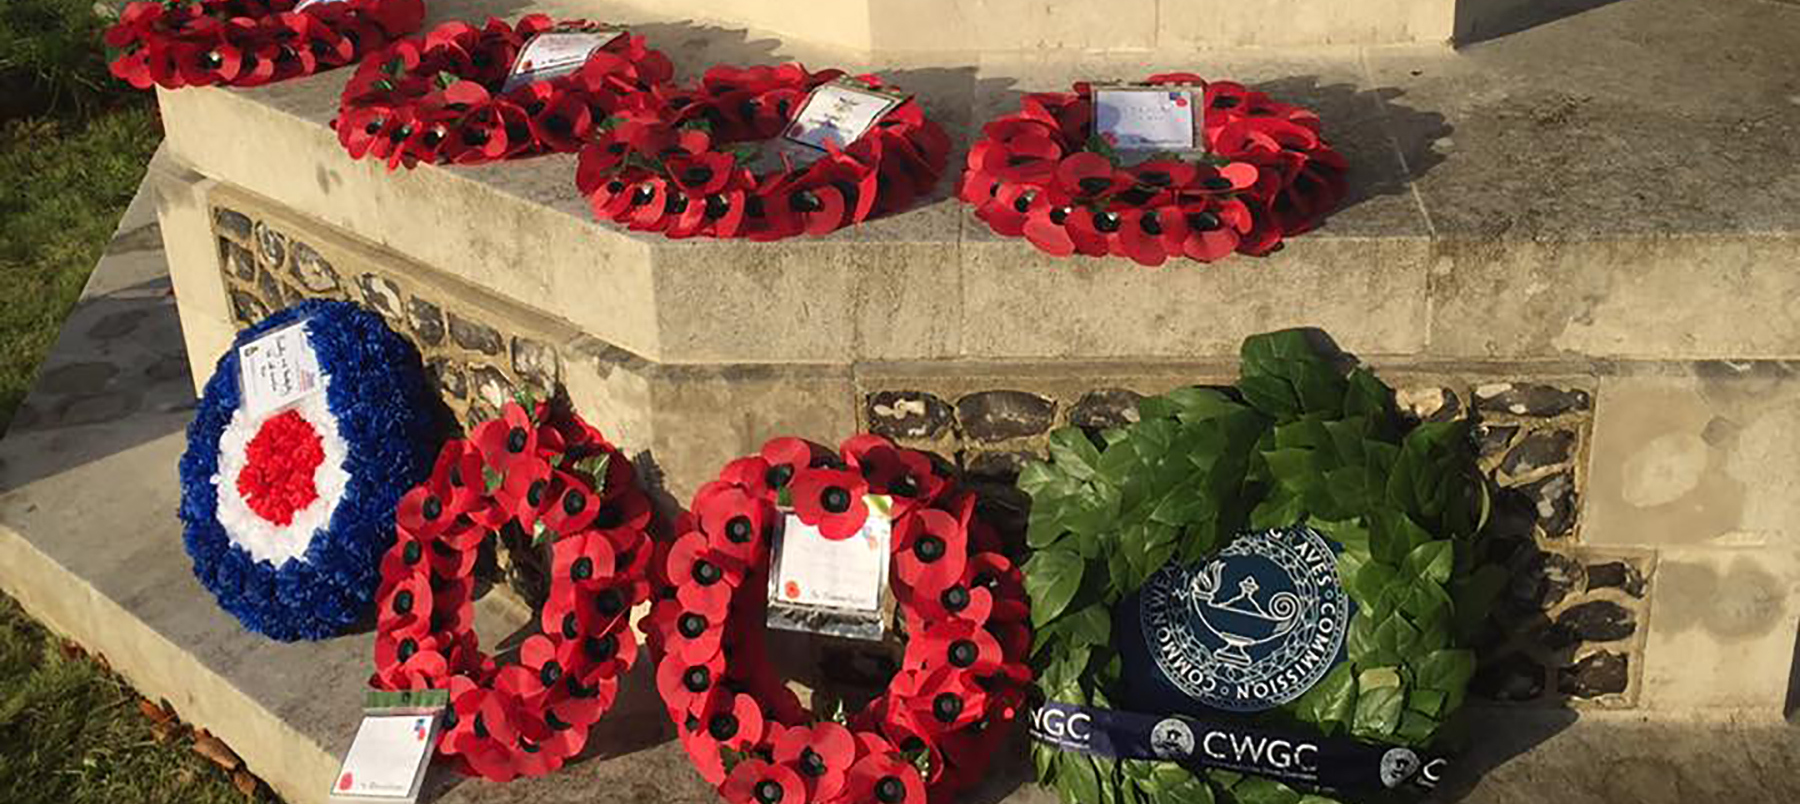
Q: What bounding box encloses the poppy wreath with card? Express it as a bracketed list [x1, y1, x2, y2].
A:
[333, 15, 674, 170]
[179, 300, 438, 641]
[961, 75, 1348, 266]
[369, 399, 656, 781]
[575, 66, 949, 240]
[1020, 330, 1507, 804]
[106, 0, 425, 90]
[642, 435, 1032, 804]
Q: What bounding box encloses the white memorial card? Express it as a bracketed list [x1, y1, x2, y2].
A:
[781, 80, 902, 151]
[501, 30, 626, 93]
[770, 496, 892, 612]
[1094, 87, 1200, 152]
[330, 713, 440, 803]
[238, 320, 323, 419]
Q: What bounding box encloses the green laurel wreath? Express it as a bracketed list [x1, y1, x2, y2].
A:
[1020, 330, 1507, 804]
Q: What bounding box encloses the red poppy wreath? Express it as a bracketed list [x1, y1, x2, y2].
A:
[961, 74, 1348, 266]
[106, 0, 424, 90]
[575, 66, 949, 240]
[643, 435, 1032, 804]
[334, 15, 674, 170]
[370, 400, 655, 781]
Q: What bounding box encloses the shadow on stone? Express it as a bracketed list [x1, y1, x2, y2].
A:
[1454, 0, 1629, 46]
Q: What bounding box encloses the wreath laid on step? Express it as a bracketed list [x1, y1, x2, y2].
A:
[575, 66, 948, 239]
[369, 400, 655, 781]
[334, 15, 674, 170]
[1021, 330, 1506, 804]
[178, 300, 437, 641]
[106, 0, 425, 89]
[644, 435, 1031, 804]
[961, 76, 1347, 266]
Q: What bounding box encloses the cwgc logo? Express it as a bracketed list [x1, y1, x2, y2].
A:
[1379, 748, 1422, 788]
[1139, 526, 1349, 712]
[1149, 719, 1195, 759]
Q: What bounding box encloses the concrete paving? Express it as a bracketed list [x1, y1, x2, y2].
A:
[3, 149, 1800, 804]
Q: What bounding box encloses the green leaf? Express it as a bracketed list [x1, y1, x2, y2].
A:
[371, 78, 395, 93]
[1162, 387, 1241, 423]
[1047, 427, 1104, 481]
[1402, 540, 1454, 584]
[1373, 613, 1421, 660]
[482, 465, 503, 494]
[1054, 603, 1112, 649]
[574, 452, 612, 494]
[1351, 685, 1404, 738]
[434, 70, 459, 90]
[1396, 709, 1439, 743]
[1018, 457, 1066, 498]
[1413, 648, 1477, 694]
[1230, 775, 1302, 804]
[1408, 688, 1447, 717]
[531, 519, 558, 547]
[1351, 561, 1400, 611]
[1370, 509, 1432, 566]
[1239, 375, 1301, 419]
[1292, 662, 1357, 732]
[1060, 752, 1103, 804]
[1024, 548, 1086, 627]
[1085, 132, 1121, 166]
[382, 57, 404, 77]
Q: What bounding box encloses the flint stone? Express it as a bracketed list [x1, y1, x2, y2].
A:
[426, 358, 466, 400]
[965, 451, 1036, 482]
[1511, 550, 1586, 610]
[1549, 600, 1637, 647]
[470, 365, 516, 410]
[230, 290, 269, 324]
[288, 241, 340, 293]
[1068, 388, 1145, 430]
[866, 391, 952, 440]
[1501, 429, 1577, 478]
[1520, 471, 1578, 537]
[957, 391, 1056, 442]
[1474, 383, 1592, 417]
[213, 207, 252, 240]
[448, 312, 502, 355]
[1477, 423, 1520, 457]
[408, 298, 444, 346]
[1586, 561, 1646, 597]
[511, 337, 558, 385]
[1558, 651, 1629, 698]
[253, 221, 286, 269]
[1397, 386, 1461, 422]
[357, 274, 402, 319]
[222, 239, 256, 281]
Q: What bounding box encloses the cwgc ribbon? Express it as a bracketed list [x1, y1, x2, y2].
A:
[1125, 526, 1351, 714]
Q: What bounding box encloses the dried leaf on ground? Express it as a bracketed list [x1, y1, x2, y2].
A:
[191, 729, 241, 771]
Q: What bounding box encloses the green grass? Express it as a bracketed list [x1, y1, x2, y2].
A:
[0, 0, 162, 434]
[0, 593, 267, 803]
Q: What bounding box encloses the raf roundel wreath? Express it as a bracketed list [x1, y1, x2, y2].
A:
[576, 66, 948, 240]
[644, 435, 1032, 804]
[178, 300, 438, 642]
[370, 400, 655, 782]
[961, 75, 1348, 266]
[334, 15, 674, 170]
[106, 0, 426, 90]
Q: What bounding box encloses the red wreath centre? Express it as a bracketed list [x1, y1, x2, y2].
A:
[236, 409, 325, 526]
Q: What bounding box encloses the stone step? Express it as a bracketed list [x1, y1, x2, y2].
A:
[3, 161, 1798, 804]
[156, 0, 1800, 375]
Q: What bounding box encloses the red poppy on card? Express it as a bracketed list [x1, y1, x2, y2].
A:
[790, 467, 870, 540]
[847, 750, 928, 804]
[894, 508, 969, 596]
[722, 759, 806, 804]
[474, 403, 538, 476]
[769, 721, 856, 801]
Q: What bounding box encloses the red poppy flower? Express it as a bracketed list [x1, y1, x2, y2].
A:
[694, 482, 774, 562]
[965, 552, 1031, 624]
[554, 618, 636, 683]
[528, 88, 593, 153]
[430, 574, 477, 637]
[537, 470, 601, 535]
[907, 618, 1005, 677]
[694, 690, 766, 752]
[474, 402, 538, 476]
[679, 726, 731, 785]
[1055, 151, 1127, 200]
[839, 435, 943, 509]
[372, 629, 450, 689]
[495, 454, 554, 534]
[895, 668, 987, 734]
[722, 759, 805, 804]
[656, 650, 728, 718]
[790, 468, 870, 540]
[771, 721, 857, 801]
[549, 528, 617, 593]
[376, 568, 433, 639]
[893, 508, 968, 596]
[846, 750, 927, 804]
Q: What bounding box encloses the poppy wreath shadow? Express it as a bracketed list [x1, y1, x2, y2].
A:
[1452, 0, 1628, 46]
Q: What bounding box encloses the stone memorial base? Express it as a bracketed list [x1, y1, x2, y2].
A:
[4, 0, 1800, 801]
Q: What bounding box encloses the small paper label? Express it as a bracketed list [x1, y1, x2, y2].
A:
[770, 497, 892, 612]
[293, 0, 348, 10]
[782, 80, 902, 153]
[331, 714, 440, 802]
[501, 31, 625, 93]
[1094, 88, 1199, 151]
[238, 320, 323, 419]
[365, 689, 450, 711]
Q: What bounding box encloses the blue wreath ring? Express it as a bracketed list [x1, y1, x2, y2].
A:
[178, 300, 439, 641]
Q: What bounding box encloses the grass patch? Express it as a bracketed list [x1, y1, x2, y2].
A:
[0, 592, 268, 803]
[0, 0, 162, 434]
